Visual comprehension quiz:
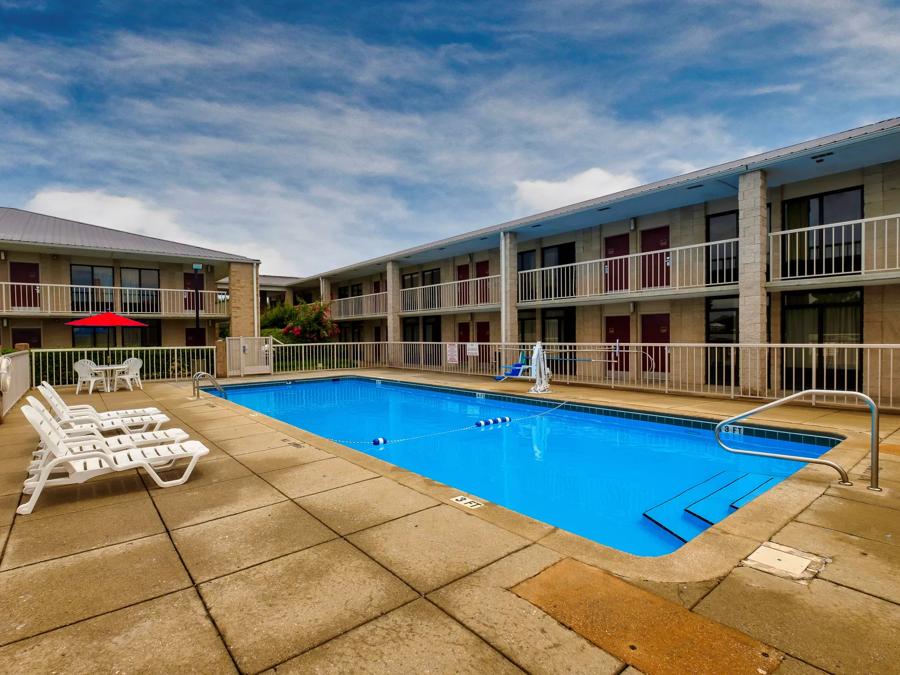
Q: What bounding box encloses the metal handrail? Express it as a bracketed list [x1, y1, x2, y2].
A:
[714, 389, 881, 491]
[192, 371, 226, 399]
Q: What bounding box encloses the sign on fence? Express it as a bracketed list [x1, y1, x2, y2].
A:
[466, 343, 479, 357]
[446, 343, 459, 365]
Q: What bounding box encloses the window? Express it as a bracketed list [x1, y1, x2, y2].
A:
[541, 243, 576, 298]
[518, 250, 537, 301]
[517, 250, 536, 271]
[706, 210, 739, 284]
[72, 326, 116, 349]
[422, 316, 442, 342]
[10, 327, 41, 349]
[421, 269, 440, 286]
[122, 319, 161, 347]
[121, 267, 160, 313]
[420, 269, 440, 308]
[401, 273, 418, 289]
[350, 284, 362, 297]
[706, 296, 739, 385]
[518, 309, 536, 343]
[337, 286, 350, 299]
[70, 264, 114, 313]
[782, 288, 862, 391]
[782, 187, 863, 277]
[340, 322, 362, 342]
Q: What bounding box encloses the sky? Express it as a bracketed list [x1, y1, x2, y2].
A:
[1, 1, 899, 276]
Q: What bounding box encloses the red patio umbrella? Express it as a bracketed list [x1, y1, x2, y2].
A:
[66, 312, 148, 361]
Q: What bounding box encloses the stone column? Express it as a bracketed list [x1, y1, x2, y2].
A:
[499, 230, 518, 344]
[318, 277, 332, 303]
[386, 261, 401, 346]
[228, 261, 259, 338]
[738, 170, 768, 393]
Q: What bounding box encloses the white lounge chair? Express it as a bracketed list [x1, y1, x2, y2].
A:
[26, 395, 175, 440]
[40, 381, 162, 417]
[37, 386, 168, 433]
[18, 405, 209, 515]
[74, 359, 105, 395]
[113, 357, 143, 391]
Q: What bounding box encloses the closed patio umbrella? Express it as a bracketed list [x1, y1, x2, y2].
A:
[66, 312, 148, 361]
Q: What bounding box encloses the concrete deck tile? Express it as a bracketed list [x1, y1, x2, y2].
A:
[826, 475, 900, 511]
[235, 443, 332, 473]
[514, 558, 782, 675]
[430, 546, 622, 674]
[774, 656, 829, 674]
[772, 521, 900, 604]
[624, 578, 720, 609]
[1, 498, 164, 570]
[261, 456, 377, 498]
[152, 474, 287, 529]
[296, 475, 438, 535]
[348, 505, 529, 593]
[216, 430, 305, 456]
[0, 494, 18, 529]
[276, 599, 522, 674]
[0, 590, 236, 674]
[19, 472, 150, 521]
[796, 494, 900, 546]
[695, 566, 900, 674]
[0, 534, 190, 645]
[200, 422, 275, 442]
[199, 538, 417, 673]
[172, 501, 336, 582]
[140, 454, 252, 493]
[0, 527, 7, 553]
[0, 470, 26, 497]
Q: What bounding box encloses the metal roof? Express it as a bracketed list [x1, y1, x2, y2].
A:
[218, 274, 300, 288]
[291, 115, 900, 285]
[0, 207, 259, 264]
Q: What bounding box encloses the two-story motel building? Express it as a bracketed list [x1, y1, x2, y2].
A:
[0, 208, 260, 350]
[289, 117, 900, 392]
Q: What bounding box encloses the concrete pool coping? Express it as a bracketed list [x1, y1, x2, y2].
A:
[208, 368, 878, 585]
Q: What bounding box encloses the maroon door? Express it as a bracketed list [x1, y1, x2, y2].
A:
[475, 321, 490, 361]
[475, 261, 489, 304]
[457, 264, 470, 306]
[10, 262, 40, 309]
[605, 315, 630, 371]
[640, 226, 670, 288]
[185, 327, 206, 346]
[457, 322, 471, 342]
[604, 234, 629, 292]
[641, 313, 670, 373]
[184, 273, 205, 312]
[373, 280, 382, 293]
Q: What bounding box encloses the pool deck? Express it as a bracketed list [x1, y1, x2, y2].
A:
[0, 371, 898, 673]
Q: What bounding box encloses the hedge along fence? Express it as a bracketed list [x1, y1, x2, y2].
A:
[31, 346, 216, 387]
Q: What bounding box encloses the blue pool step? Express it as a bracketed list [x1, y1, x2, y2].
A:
[643, 472, 742, 542]
[731, 477, 781, 509]
[686, 473, 771, 524]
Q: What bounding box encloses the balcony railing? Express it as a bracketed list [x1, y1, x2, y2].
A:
[769, 213, 900, 282]
[518, 239, 738, 303]
[0, 283, 229, 317]
[401, 276, 501, 313]
[330, 292, 387, 320]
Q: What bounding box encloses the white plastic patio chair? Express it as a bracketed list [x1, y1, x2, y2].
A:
[18, 405, 209, 515]
[73, 359, 105, 395]
[113, 357, 143, 392]
[37, 385, 168, 433]
[27, 395, 175, 440]
[40, 381, 161, 417]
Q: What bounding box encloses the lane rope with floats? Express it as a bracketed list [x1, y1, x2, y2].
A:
[326, 400, 568, 447]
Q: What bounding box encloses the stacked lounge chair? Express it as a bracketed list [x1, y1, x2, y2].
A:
[16, 383, 209, 515]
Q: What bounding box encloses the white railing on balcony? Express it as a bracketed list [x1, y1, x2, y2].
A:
[770, 213, 900, 282]
[0, 350, 31, 418]
[0, 283, 229, 317]
[401, 276, 501, 313]
[518, 239, 738, 303]
[330, 292, 387, 320]
[30, 346, 216, 387]
[265, 340, 900, 411]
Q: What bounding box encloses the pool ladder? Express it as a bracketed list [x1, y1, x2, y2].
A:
[714, 389, 881, 491]
[192, 371, 226, 400]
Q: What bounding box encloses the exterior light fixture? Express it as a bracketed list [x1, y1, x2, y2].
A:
[629, 218, 637, 231]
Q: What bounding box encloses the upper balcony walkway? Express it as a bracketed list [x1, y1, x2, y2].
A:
[330, 292, 388, 320]
[0, 283, 229, 318]
[401, 276, 500, 315]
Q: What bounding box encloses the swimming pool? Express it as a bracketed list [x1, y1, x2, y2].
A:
[211, 377, 839, 556]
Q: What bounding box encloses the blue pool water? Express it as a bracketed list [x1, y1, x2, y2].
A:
[212, 378, 838, 556]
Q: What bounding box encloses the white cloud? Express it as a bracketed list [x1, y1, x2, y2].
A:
[513, 168, 641, 213]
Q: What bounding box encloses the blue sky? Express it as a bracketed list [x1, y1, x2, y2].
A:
[1, 0, 898, 274]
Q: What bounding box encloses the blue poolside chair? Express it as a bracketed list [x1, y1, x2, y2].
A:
[495, 351, 531, 381]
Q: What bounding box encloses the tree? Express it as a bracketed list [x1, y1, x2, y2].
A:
[279, 301, 338, 343]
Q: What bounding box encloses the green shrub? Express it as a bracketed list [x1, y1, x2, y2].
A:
[260, 303, 300, 329]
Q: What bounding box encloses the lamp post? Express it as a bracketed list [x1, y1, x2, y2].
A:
[192, 263, 202, 336]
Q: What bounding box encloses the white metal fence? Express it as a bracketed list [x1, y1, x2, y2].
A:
[0, 282, 229, 317]
[517, 239, 738, 303]
[266, 340, 900, 410]
[401, 276, 501, 313]
[330, 292, 388, 319]
[30, 346, 216, 387]
[770, 213, 900, 282]
[0, 351, 31, 418]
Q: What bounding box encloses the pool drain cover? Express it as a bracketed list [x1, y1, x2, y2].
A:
[742, 542, 827, 581]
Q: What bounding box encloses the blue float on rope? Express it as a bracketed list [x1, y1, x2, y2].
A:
[475, 416, 511, 427]
[372, 437, 388, 445]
